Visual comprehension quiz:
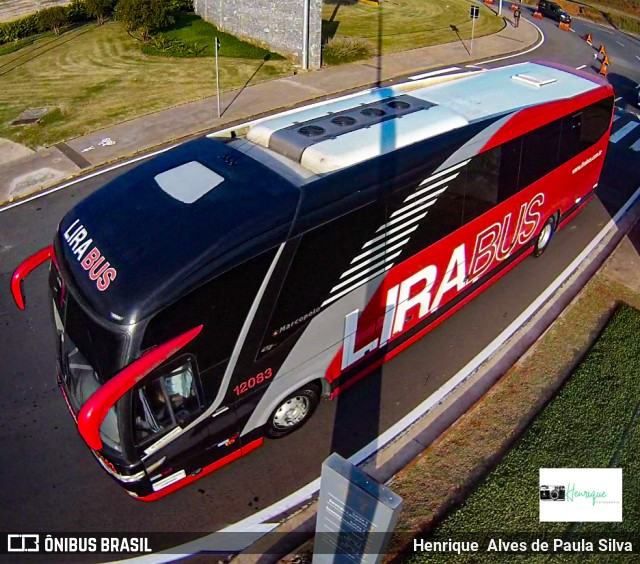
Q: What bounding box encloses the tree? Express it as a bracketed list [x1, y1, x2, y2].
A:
[115, 0, 175, 41]
[37, 6, 70, 36]
[85, 0, 115, 26]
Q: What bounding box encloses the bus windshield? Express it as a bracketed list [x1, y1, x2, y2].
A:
[53, 277, 130, 453]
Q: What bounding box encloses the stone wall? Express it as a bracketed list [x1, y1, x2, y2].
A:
[193, 0, 322, 69]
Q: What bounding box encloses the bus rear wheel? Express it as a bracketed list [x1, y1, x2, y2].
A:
[534, 215, 557, 257]
[265, 384, 320, 439]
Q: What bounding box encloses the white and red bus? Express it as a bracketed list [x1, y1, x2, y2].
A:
[12, 62, 614, 500]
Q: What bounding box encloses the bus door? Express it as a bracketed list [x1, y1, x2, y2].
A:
[130, 246, 284, 480]
[131, 354, 240, 490]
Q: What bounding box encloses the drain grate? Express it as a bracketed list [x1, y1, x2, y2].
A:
[10, 107, 51, 126]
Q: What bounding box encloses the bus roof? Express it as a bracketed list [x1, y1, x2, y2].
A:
[243, 61, 606, 174]
[56, 138, 300, 325]
[56, 61, 608, 325]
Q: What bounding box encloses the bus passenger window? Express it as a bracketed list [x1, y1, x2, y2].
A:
[463, 147, 500, 224]
[133, 360, 200, 444]
[559, 112, 585, 164]
[519, 118, 562, 189]
[580, 97, 613, 145]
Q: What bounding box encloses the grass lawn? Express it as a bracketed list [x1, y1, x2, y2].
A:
[322, 0, 505, 55]
[0, 20, 294, 148]
[142, 12, 285, 59]
[404, 304, 640, 563]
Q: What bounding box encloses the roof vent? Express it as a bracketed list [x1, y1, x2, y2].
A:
[155, 161, 224, 204]
[361, 107, 386, 117]
[331, 115, 357, 127]
[265, 95, 431, 162]
[298, 125, 326, 137]
[387, 100, 411, 109]
[511, 73, 557, 87]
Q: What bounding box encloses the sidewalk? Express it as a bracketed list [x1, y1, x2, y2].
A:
[0, 11, 538, 206]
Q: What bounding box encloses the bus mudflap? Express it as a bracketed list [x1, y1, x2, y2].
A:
[78, 325, 203, 451]
[11, 245, 53, 310]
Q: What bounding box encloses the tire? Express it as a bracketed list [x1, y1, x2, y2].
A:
[265, 384, 320, 439]
[533, 215, 557, 257]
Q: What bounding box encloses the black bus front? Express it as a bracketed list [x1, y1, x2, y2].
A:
[49, 254, 152, 495]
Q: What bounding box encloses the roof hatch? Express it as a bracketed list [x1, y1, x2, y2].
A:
[155, 161, 225, 204]
[511, 73, 558, 88]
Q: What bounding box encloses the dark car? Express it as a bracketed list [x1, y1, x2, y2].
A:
[538, 0, 572, 23]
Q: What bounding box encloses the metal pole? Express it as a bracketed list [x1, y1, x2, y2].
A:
[302, 0, 310, 70]
[499, 0, 503, 17]
[215, 38, 220, 118]
[471, 15, 476, 55]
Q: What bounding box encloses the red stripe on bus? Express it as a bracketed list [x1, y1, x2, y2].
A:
[77, 325, 203, 451]
[137, 438, 264, 502]
[329, 244, 535, 398]
[481, 88, 613, 153]
[11, 245, 53, 310]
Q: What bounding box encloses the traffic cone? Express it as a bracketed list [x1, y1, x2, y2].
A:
[533, 11, 543, 18]
[584, 33, 592, 45]
[599, 44, 606, 55]
[602, 55, 610, 67]
[599, 62, 608, 76]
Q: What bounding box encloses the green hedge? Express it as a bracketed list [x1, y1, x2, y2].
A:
[0, 0, 88, 44]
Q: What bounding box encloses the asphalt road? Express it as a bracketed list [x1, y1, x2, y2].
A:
[0, 11, 639, 556]
[515, 5, 640, 114]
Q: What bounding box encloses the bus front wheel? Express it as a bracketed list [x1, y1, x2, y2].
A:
[534, 215, 557, 257]
[265, 384, 320, 439]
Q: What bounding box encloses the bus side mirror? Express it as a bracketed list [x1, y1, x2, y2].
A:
[11, 246, 53, 310]
[77, 325, 203, 451]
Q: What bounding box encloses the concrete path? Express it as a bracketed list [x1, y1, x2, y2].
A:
[0, 13, 539, 205]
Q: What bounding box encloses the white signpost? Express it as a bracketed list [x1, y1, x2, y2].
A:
[215, 37, 221, 118]
[470, 5, 480, 55]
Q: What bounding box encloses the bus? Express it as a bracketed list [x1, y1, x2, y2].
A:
[12, 61, 614, 500]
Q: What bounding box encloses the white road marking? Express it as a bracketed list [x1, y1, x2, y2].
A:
[476, 18, 545, 65]
[575, 65, 587, 70]
[570, 28, 576, 33]
[615, 96, 623, 102]
[617, 41, 624, 47]
[115, 181, 640, 562]
[408, 66, 461, 80]
[636, 56, 640, 61]
[610, 121, 639, 143]
[631, 137, 640, 152]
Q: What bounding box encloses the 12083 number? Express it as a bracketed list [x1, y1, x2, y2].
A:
[233, 368, 273, 396]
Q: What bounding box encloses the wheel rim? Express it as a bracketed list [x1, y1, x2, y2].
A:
[272, 395, 310, 429]
[537, 222, 553, 250]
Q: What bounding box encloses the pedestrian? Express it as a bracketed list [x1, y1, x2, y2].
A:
[514, 7, 521, 27]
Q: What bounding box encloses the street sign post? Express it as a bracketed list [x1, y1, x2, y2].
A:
[215, 37, 221, 118]
[313, 453, 403, 564]
[470, 6, 479, 55]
